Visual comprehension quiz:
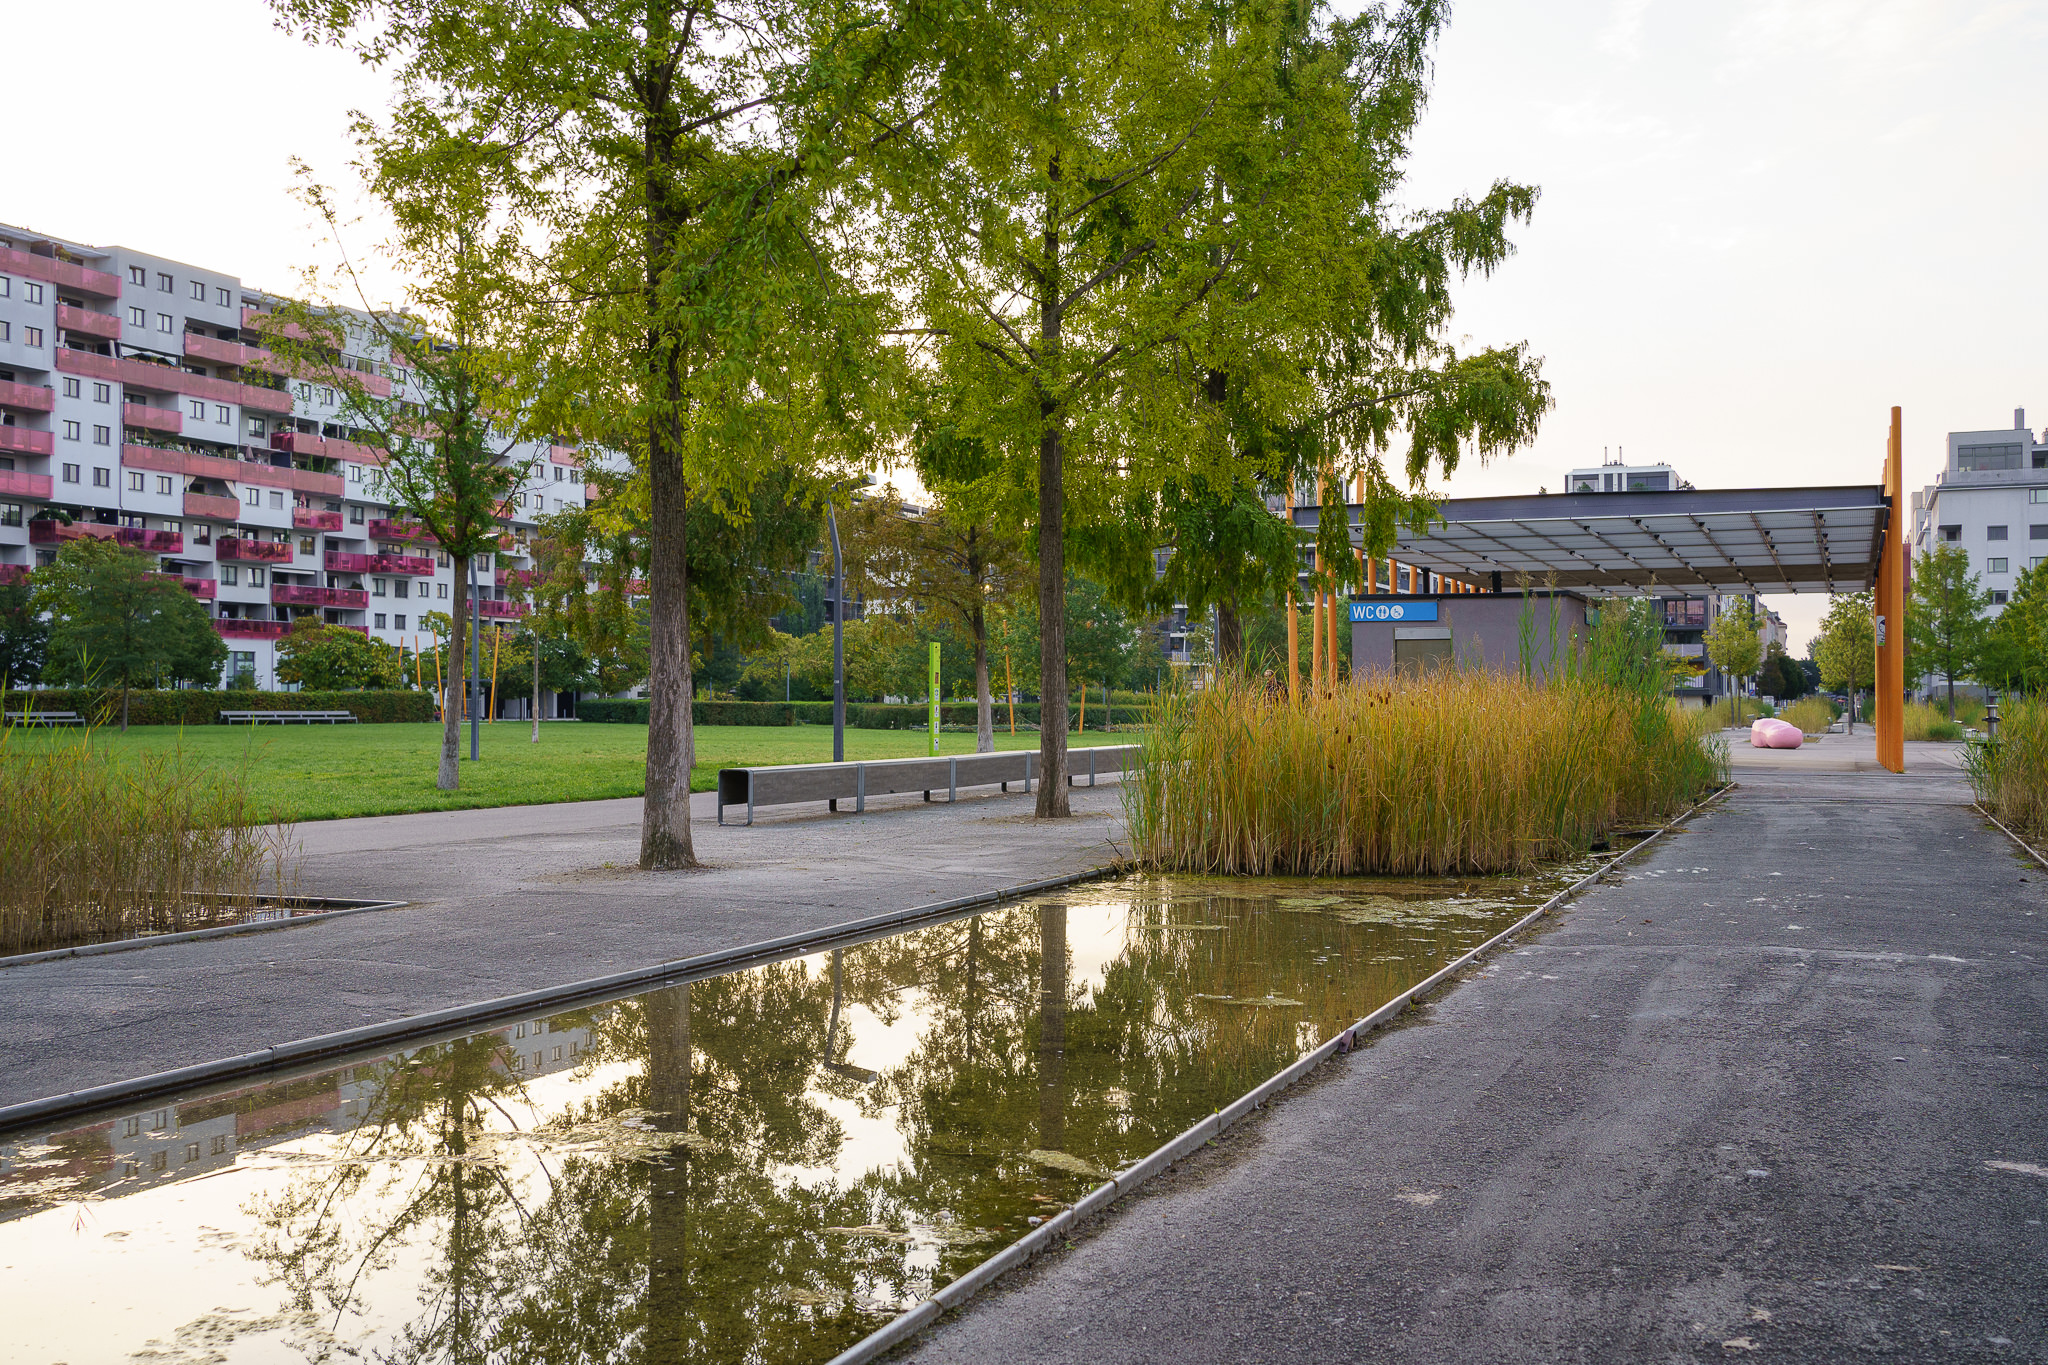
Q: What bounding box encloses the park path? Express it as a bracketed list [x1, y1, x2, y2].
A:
[0, 781, 1128, 1109]
[909, 743, 2048, 1363]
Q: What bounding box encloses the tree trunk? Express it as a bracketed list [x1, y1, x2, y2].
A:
[974, 602, 993, 754]
[645, 982, 693, 1363]
[1216, 598, 1242, 668]
[1037, 901, 1067, 1152]
[1946, 672, 1955, 722]
[439, 568, 464, 790]
[1035, 156, 1069, 818]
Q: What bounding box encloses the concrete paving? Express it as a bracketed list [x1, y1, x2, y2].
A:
[910, 761, 2048, 1362]
[0, 781, 1129, 1109]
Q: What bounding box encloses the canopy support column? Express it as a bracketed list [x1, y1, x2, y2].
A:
[1876, 406, 1906, 774]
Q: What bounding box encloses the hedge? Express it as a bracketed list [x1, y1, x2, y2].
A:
[3, 689, 437, 726]
[575, 698, 1154, 729]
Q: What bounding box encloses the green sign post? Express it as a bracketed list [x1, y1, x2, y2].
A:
[927, 642, 941, 756]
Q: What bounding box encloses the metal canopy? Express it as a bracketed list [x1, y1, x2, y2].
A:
[1295, 485, 1890, 597]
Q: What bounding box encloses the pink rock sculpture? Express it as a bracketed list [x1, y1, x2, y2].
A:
[1749, 717, 1803, 749]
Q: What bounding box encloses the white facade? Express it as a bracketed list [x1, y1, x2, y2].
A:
[1910, 409, 2048, 615]
[0, 221, 617, 694]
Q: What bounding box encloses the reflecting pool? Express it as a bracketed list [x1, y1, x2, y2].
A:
[0, 866, 1597, 1364]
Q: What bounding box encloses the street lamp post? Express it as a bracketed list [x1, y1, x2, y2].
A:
[469, 553, 481, 761]
[828, 502, 846, 765]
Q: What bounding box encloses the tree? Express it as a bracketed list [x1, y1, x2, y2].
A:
[32, 538, 227, 728]
[1703, 597, 1763, 693]
[1979, 561, 2048, 695]
[0, 581, 46, 689]
[841, 485, 1029, 752]
[1906, 542, 1990, 717]
[1756, 642, 1809, 702]
[1814, 591, 1876, 731]
[276, 620, 403, 691]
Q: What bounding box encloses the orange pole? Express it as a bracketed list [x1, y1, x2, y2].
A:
[1876, 407, 1906, 773]
[1286, 487, 1300, 705]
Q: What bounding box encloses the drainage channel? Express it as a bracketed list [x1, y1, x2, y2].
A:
[0, 814, 1710, 1364]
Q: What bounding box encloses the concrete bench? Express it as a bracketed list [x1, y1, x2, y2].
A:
[6, 711, 82, 727]
[219, 710, 359, 725]
[717, 744, 1143, 826]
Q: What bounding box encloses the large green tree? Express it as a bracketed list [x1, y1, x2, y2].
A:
[1979, 560, 2048, 695]
[1703, 597, 1763, 693]
[276, 620, 404, 691]
[1905, 541, 1990, 717]
[0, 581, 45, 689]
[1814, 590, 1876, 732]
[32, 538, 227, 728]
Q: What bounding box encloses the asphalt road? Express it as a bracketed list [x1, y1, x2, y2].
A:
[908, 765, 2048, 1363]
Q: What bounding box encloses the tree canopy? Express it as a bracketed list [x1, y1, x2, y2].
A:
[31, 538, 228, 727]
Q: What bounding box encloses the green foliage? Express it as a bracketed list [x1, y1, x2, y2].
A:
[1756, 643, 1809, 701]
[1702, 597, 1763, 684]
[1814, 591, 1877, 697]
[276, 620, 405, 691]
[1781, 696, 1835, 735]
[31, 539, 228, 716]
[0, 583, 45, 687]
[1968, 697, 2048, 838]
[1978, 560, 2048, 695]
[576, 697, 1150, 729]
[1906, 542, 1990, 714]
[8, 689, 435, 725]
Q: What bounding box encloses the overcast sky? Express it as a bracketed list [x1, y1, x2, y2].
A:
[6, 0, 2042, 651]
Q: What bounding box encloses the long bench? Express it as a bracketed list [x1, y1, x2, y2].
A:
[5, 711, 82, 727]
[717, 744, 1143, 826]
[219, 710, 359, 725]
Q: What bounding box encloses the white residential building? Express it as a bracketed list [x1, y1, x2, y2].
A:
[1910, 409, 2048, 614]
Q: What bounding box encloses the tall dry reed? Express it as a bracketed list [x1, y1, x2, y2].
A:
[1124, 670, 1725, 877]
[1967, 698, 2048, 839]
[0, 720, 295, 955]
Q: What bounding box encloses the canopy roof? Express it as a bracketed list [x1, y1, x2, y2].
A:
[1295, 485, 1891, 597]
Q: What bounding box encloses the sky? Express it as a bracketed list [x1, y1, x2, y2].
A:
[6, 0, 2044, 652]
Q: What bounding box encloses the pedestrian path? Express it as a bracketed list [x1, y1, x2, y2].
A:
[909, 762, 2047, 1361]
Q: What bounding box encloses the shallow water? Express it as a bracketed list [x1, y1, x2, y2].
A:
[0, 865, 1602, 1364]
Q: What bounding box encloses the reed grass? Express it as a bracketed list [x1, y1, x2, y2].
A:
[1701, 695, 1771, 730]
[1781, 696, 1835, 735]
[0, 709, 295, 956]
[1123, 670, 1725, 877]
[1967, 698, 2048, 839]
[1902, 701, 1965, 742]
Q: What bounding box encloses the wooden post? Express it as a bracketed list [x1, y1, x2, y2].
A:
[1286, 484, 1300, 705]
[1005, 651, 1016, 735]
[1876, 406, 1906, 773]
[1077, 678, 1086, 733]
[432, 637, 443, 716]
[488, 627, 504, 722]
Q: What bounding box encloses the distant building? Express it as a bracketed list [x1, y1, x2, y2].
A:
[1910, 409, 2046, 615]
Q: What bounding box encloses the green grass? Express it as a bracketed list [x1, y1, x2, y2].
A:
[3, 722, 1135, 823]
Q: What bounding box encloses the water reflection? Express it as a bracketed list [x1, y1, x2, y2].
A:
[0, 869, 1590, 1363]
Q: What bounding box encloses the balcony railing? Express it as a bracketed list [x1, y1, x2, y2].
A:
[0, 565, 30, 586]
[294, 508, 344, 531]
[272, 583, 368, 609]
[119, 443, 344, 498]
[215, 618, 290, 639]
[0, 469, 53, 500]
[0, 245, 121, 298]
[477, 599, 531, 619]
[123, 402, 181, 435]
[56, 349, 294, 416]
[146, 572, 218, 600]
[55, 304, 120, 340]
[367, 518, 429, 542]
[0, 381, 55, 413]
[27, 522, 183, 553]
[272, 430, 383, 465]
[183, 332, 273, 368]
[324, 550, 434, 576]
[217, 536, 294, 563]
[0, 427, 55, 457]
[183, 492, 241, 522]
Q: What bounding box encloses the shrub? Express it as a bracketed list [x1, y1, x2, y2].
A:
[572, 697, 1155, 729]
[1781, 696, 1835, 735]
[1701, 695, 1771, 730]
[2, 689, 435, 726]
[1125, 669, 1726, 876]
[1968, 698, 2048, 839]
[1902, 701, 1965, 742]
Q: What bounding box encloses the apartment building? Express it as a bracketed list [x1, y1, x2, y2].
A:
[1910, 409, 2047, 614]
[0, 222, 603, 693]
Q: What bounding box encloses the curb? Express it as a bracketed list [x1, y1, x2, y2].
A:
[0, 897, 409, 971]
[823, 781, 1736, 1365]
[1975, 803, 2048, 870]
[0, 865, 1116, 1136]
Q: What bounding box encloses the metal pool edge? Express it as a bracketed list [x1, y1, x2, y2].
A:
[0, 897, 410, 971]
[0, 867, 1117, 1136]
[824, 781, 1737, 1365]
[1975, 802, 2048, 870]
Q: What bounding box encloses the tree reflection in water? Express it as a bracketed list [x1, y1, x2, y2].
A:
[223, 874, 1540, 1364]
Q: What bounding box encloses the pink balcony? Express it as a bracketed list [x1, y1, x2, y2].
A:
[0, 245, 121, 298]
[0, 427, 55, 457]
[328, 550, 435, 576]
[367, 518, 428, 542]
[217, 536, 294, 563]
[29, 520, 99, 546]
[294, 508, 343, 532]
[182, 577, 217, 600]
[0, 381, 55, 413]
[184, 333, 272, 368]
[39, 523, 185, 552]
[183, 492, 241, 522]
[123, 403, 181, 435]
[240, 308, 311, 341]
[477, 599, 531, 619]
[272, 583, 367, 609]
[0, 564, 30, 586]
[119, 527, 184, 553]
[215, 618, 290, 639]
[272, 430, 383, 465]
[0, 469, 53, 499]
[56, 304, 120, 341]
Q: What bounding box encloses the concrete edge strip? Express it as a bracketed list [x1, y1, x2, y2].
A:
[1974, 803, 2048, 870]
[0, 867, 1116, 1135]
[0, 898, 410, 971]
[823, 781, 1736, 1365]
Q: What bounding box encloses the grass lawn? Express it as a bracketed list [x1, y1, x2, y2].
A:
[5, 722, 1136, 823]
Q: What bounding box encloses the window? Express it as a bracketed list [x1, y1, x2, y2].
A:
[190, 280, 206, 301]
[126, 471, 144, 492]
[93, 425, 109, 445]
[1988, 525, 2008, 540]
[438, 582, 448, 599]
[157, 476, 173, 495]
[294, 382, 311, 402]
[157, 313, 173, 333]
[394, 613, 407, 630]
[0, 321, 8, 342]
[220, 565, 239, 586]
[129, 265, 146, 285]
[1939, 525, 1961, 542]
[152, 1151, 168, 1172]
[0, 503, 19, 526]
[22, 326, 41, 348]
[24, 282, 43, 304]
[268, 490, 284, 509]
[348, 464, 361, 483]
[247, 417, 266, 438]
[298, 536, 314, 555]
[128, 305, 147, 328]
[245, 487, 263, 506]
[436, 551, 450, 567]
[1987, 558, 2008, 574]
[62, 377, 81, 398]
[392, 579, 408, 599]
[553, 466, 564, 482]
[157, 272, 173, 293]
[1958, 442, 2022, 471]
[0, 275, 8, 296]
[92, 382, 110, 403]
[248, 567, 265, 587]
[62, 463, 79, 483]
[62, 420, 80, 441]
[211, 1134, 229, 1155]
[2035, 557, 2047, 569]
[215, 404, 230, 425]
[318, 387, 333, 406]
[372, 578, 387, 597]
[189, 400, 206, 421]
[2032, 490, 2048, 504]
[185, 1142, 201, 1162]
[374, 612, 388, 629]
[92, 467, 110, 487]
[1992, 590, 2010, 605]
[348, 505, 365, 524]
[216, 286, 231, 307]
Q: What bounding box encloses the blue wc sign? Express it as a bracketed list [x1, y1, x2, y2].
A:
[1349, 600, 1440, 623]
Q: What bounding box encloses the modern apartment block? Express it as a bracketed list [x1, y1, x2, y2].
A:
[1910, 409, 2047, 614]
[0, 222, 600, 694]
